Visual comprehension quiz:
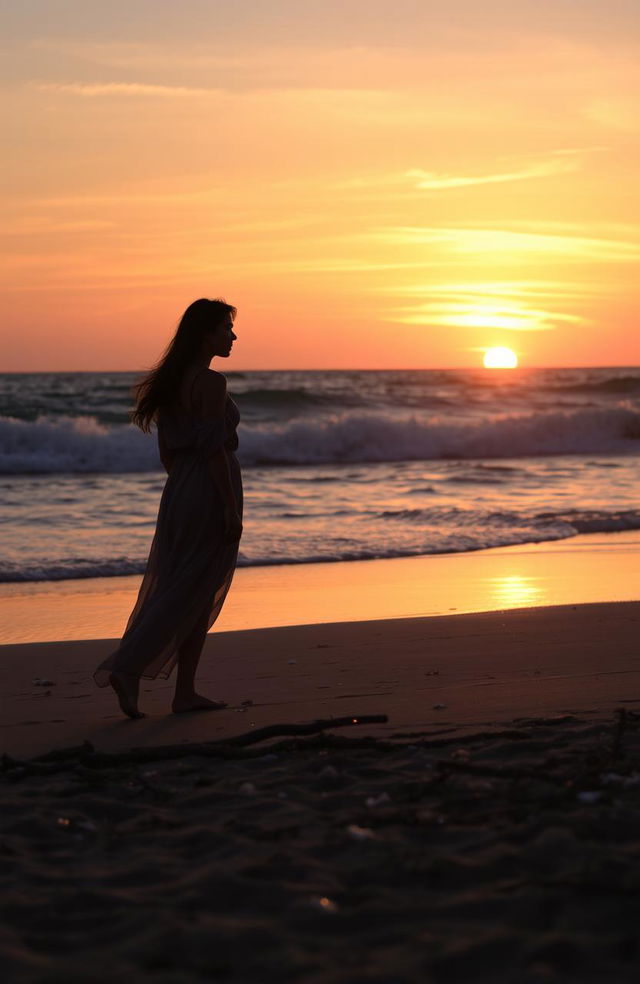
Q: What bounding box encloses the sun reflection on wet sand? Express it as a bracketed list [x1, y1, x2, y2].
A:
[488, 574, 544, 608]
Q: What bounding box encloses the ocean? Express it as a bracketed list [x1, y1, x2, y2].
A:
[1, 368, 639, 583]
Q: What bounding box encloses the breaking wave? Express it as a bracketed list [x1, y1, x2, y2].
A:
[1, 404, 639, 474]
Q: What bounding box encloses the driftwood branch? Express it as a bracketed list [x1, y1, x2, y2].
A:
[2, 714, 388, 776]
[3, 709, 637, 784]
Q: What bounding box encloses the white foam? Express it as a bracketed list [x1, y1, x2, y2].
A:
[1, 403, 639, 474]
[0, 415, 158, 474]
[240, 405, 640, 465]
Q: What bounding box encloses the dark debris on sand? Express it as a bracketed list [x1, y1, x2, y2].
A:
[2, 711, 640, 983]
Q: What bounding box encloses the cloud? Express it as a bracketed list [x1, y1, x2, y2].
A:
[382, 280, 608, 300]
[377, 227, 640, 262]
[29, 80, 220, 98]
[392, 301, 582, 331]
[336, 151, 599, 196]
[22, 32, 638, 103]
[405, 156, 580, 190]
[381, 279, 596, 332]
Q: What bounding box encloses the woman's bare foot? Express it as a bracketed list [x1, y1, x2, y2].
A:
[109, 672, 145, 719]
[171, 693, 228, 714]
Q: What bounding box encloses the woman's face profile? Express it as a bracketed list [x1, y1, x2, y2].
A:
[208, 316, 237, 358]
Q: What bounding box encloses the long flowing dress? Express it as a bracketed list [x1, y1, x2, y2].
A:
[94, 387, 242, 687]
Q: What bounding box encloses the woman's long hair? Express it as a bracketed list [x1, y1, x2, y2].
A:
[131, 298, 236, 432]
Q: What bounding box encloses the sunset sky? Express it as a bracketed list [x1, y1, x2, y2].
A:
[2, 0, 639, 370]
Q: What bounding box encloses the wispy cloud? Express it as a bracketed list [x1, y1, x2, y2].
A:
[382, 280, 593, 332]
[382, 280, 608, 300]
[405, 156, 579, 191]
[30, 80, 220, 98]
[392, 301, 582, 331]
[377, 227, 640, 262]
[337, 150, 599, 196]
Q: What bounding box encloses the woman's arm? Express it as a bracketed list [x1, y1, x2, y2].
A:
[198, 371, 242, 540]
[208, 445, 238, 511]
[158, 429, 173, 474]
[207, 431, 242, 543]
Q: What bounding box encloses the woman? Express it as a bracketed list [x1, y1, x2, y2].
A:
[94, 298, 243, 718]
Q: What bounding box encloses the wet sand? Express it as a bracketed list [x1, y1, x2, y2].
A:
[2, 530, 639, 645]
[2, 602, 640, 982]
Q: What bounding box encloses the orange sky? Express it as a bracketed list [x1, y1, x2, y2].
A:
[1, 1, 639, 370]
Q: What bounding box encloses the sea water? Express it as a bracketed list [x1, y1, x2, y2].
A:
[1, 368, 639, 583]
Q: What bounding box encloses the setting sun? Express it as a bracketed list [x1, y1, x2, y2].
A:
[483, 347, 519, 369]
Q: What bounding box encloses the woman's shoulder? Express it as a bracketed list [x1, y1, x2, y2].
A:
[205, 368, 227, 384]
[194, 369, 227, 416]
[194, 369, 227, 398]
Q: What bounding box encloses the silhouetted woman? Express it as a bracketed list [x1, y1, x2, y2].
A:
[94, 299, 243, 718]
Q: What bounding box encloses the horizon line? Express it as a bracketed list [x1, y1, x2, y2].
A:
[1, 364, 640, 374]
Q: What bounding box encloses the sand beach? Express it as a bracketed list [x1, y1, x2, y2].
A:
[2, 536, 640, 982]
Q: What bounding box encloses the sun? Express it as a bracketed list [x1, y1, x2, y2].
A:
[483, 346, 518, 369]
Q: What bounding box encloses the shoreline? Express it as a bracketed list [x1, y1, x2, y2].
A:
[3, 600, 639, 759]
[2, 529, 639, 645]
